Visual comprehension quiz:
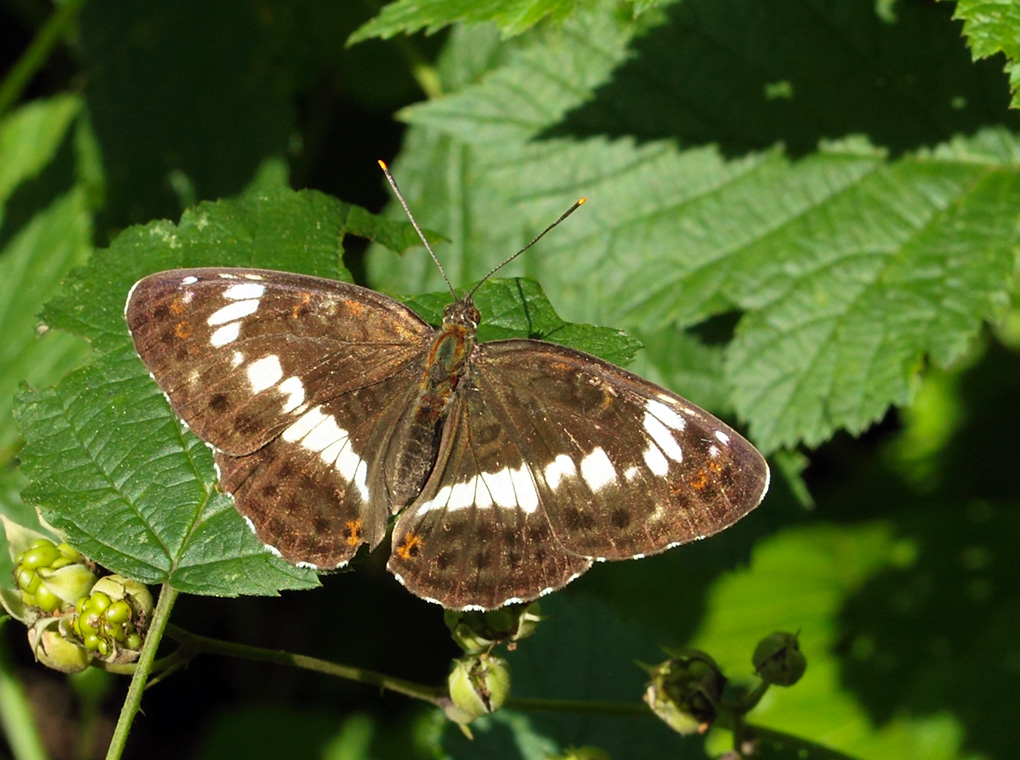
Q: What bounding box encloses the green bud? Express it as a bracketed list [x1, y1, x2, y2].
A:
[29, 618, 92, 674]
[643, 649, 726, 735]
[89, 591, 111, 612]
[753, 632, 806, 687]
[22, 542, 60, 570]
[105, 600, 132, 624]
[71, 575, 153, 663]
[445, 602, 542, 653]
[33, 583, 60, 613]
[446, 655, 512, 724]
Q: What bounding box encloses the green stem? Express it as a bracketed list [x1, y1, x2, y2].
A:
[0, 0, 88, 119]
[105, 584, 179, 760]
[165, 624, 448, 707]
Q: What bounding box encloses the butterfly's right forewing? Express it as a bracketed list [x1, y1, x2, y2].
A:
[125, 268, 436, 566]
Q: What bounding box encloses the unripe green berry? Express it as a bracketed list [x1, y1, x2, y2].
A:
[33, 583, 60, 613]
[753, 632, 806, 687]
[105, 600, 132, 624]
[89, 591, 111, 612]
[446, 655, 512, 724]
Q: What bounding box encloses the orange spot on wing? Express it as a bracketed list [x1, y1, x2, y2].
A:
[344, 519, 362, 546]
[292, 292, 312, 318]
[174, 321, 193, 339]
[396, 532, 424, 560]
[343, 299, 365, 317]
[169, 298, 185, 315]
[690, 469, 709, 490]
[708, 460, 723, 473]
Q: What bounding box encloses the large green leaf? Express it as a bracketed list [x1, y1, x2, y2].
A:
[367, 0, 1020, 453]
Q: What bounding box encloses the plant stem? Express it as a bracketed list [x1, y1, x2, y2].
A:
[165, 624, 448, 707]
[0, 0, 87, 119]
[105, 584, 179, 760]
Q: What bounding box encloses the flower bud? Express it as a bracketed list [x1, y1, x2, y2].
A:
[643, 649, 726, 735]
[2, 520, 97, 622]
[445, 655, 512, 724]
[752, 632, 806, 686]
[72, 575, 154, 664]
[445, 603, 542, 653]
[28, 618, 92, 674]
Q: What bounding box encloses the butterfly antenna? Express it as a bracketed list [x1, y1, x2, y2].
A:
[468, 196, 586, 299]
[379, 160, 457, 299]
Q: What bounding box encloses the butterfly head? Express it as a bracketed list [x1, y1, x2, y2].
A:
[442, 296, 481, 332]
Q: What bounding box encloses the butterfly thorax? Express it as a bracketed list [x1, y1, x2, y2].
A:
[387, 296, 480, 507]
[417, 296, 479, 422]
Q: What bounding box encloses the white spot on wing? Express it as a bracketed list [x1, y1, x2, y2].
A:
[642, 442, 669, 475]
[544, 454, 576, 490]
[278, 376, 305, 413]
[181, 275, 198, 285]
[646, 399, 686, 431]
[247, 355, 283, 393]
[281, 406, 369, 501]
[509, 465, 539, 513]
[714, 430, 731, 445]
[231, 351, 244, 367]
[481, 468, 515, 508]
[210, 322, 241, 347]
[643, 413, 683, 463]
[580, 447, 616, 492]
[208, 299, 259, 325]
[223, 282, 266, 301]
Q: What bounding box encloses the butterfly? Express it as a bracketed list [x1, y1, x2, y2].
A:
[124, 167, 769, 610]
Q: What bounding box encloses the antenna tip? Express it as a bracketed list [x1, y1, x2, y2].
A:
[578, 197, 587, 205]
[378, 159, 389, 170]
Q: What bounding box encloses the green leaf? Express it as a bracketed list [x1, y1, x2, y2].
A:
[947, 0, 1020, 109]
[0, 94, 81, 218]
[406, 277, 642, 365]
[367, 0, 1020, 453]
[0, 190, 91, 464]
[349, 0, 582, 43]
[14, 347, 317, 596]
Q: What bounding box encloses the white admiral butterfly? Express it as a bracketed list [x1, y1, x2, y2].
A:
[125, 166, 769, 610]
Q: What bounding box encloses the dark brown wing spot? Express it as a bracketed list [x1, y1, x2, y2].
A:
[209, 393, 229, 413]
[473, 551, 492, 570]
[610, 507, 632, 529]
